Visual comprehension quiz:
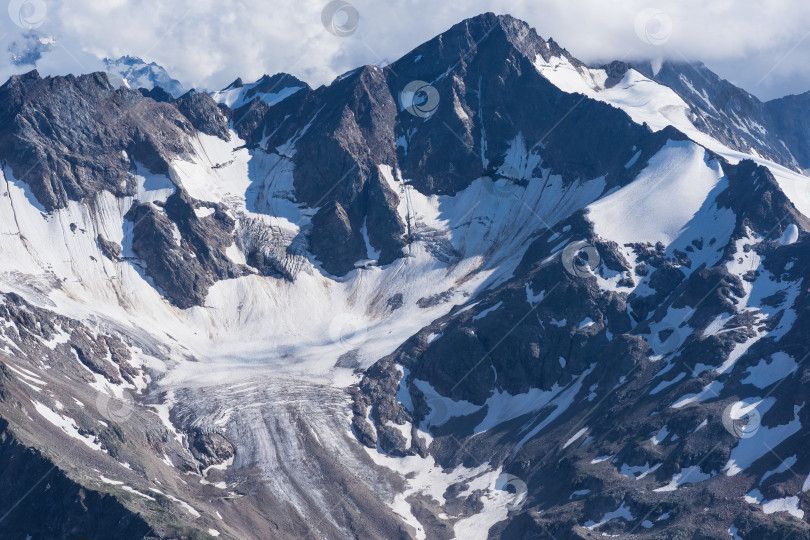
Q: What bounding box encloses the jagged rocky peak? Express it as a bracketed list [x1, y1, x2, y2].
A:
[0, 68, 234, 212]
[628, 59, 807, 169]
[0, 70, 193, 210]
[386, 12, 654, 194]
[224, 77, 244, 90]
[1, 12, 810, 538]
[393, 12, 577, 71]
[249, 72, 308, 94]
[210, 71, 309, 109]
[103, 54, 186, 97]
[174, 89, 231, 140]
[234, 12, 662, 275]
[766, 90, 810, 171]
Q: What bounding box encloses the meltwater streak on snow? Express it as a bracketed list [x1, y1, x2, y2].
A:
[0, 164, 183, 325]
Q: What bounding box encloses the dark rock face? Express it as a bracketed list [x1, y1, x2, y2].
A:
[0, 70, 196, 211]
[267, 65, 405, 276]
[125, 188, 246, 309]
[0, 292, 138, 389]
[767, 91, 810, 170]
[0, 418, 153, 540]
[2, 11, 810, 539]
[309, 200, 367, 273]
[630, 60, 810, 171]
[174, 90, 230, 140]
[229, 97, 272, 145]
[97, 234, 122, 261]
[388, 14, 642, 192]
[602, 60, 633, 89]
[70, 329, 139, 386]
[232, 14, 655, 276]
[238, 73, 308, 103]
[188, 429, 235, 469]
[138, 85, 174, 103]
[354, 153, 810, 536]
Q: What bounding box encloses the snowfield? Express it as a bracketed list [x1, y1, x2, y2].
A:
[587, 140, 728, 248]
[0, 122, 617, 537]
[533, 56, 810, 222]
[1, 39, 809, 537]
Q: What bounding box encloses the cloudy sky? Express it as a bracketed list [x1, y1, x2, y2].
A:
[1, 0, 809, 101]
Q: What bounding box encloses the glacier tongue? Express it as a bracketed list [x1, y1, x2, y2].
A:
[3, 14, 809, 537]
[0, 120, 617, 536]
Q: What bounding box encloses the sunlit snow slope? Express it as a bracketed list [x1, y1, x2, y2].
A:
[1, 12, 809, 540]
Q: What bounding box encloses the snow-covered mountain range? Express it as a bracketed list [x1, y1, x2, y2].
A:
[0, 13, 809, 540]
[103, 55, 187, 98]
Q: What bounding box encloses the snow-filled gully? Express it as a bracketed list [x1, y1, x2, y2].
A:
[2, 74, 808, 534]
[0, 129, 616, 538]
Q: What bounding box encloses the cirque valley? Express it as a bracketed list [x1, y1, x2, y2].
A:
[0, 10, 809, 540]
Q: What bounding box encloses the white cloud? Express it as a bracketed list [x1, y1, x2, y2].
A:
[0, 0, 808, 100]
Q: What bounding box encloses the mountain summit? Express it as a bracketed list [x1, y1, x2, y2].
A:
[0, 12, 808, 540]
[103, 55, 187, 98]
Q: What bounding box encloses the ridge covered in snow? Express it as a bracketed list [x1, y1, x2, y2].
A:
[103, 55, 186, 97]
[0, 12, 808, 540]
